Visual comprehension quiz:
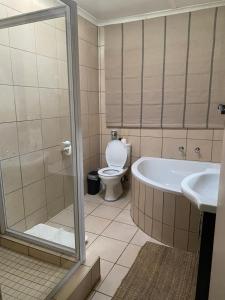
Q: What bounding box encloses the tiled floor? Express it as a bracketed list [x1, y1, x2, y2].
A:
[48, 190, 164, 299]
[0, 247, 67, 300]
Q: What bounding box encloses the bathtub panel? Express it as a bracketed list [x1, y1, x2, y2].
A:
[163, 193, 176, 226]
[131, 176, 201, 252]
[162, 224, 174, 247]
[139, 182, 145, 212]
[175, 195, 191, 231]
[145, 186, 154, 218]
[144, 215, 152, 236]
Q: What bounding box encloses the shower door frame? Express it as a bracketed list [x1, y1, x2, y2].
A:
[0, 1, 85, 262]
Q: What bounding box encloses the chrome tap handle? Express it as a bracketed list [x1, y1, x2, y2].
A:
[194, 147, 200, 154]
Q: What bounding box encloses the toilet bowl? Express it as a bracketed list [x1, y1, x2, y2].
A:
[98, 140, 131, 201]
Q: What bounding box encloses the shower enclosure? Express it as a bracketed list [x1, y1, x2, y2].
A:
[0, 0, 85, 263]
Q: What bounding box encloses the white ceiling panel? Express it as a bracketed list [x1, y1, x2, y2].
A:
[76, 0, 225, 25]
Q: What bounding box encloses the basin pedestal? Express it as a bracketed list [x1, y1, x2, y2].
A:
[195, 212, 216, 300]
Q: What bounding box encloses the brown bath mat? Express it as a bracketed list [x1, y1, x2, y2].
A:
[113, 242, 198, 300]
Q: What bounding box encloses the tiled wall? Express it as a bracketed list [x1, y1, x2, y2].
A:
[104, 7, 225, 129]
[0, 0, 74, 232]
[78, 16, 100, 193]
[131, 176, 201, 252]
[0, 1, 100, 232]
[99, 19, 224, 169]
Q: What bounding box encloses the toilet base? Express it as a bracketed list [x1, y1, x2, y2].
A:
[104, 181, 123, 201]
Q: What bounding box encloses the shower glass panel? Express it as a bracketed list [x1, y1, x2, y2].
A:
[0, 2, 84, 260]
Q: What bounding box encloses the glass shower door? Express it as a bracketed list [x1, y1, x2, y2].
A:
[0, 3, 85, 260]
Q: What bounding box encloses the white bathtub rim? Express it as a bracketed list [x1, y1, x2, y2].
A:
[131, 157, 220, 195]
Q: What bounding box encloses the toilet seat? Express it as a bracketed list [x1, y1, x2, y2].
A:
[98, 166, 126, 177]
[106, 140, 127, 168]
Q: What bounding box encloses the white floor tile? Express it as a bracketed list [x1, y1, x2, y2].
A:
[91, 205, 122, 220]
[86, 232, 98, 248]
[97, 264, 129, 297]
[85, 215, 111, 234]
[102, 221, 137, 242]
[49, 209, 74, 227]
[86, 236, 127, 263]
[130, 229, 151, 246]
[114, 209, 135, 226]
[117, 244, 141, 268]
[103, 197, 129, 209]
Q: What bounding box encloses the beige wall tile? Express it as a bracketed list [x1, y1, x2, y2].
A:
[26, 207, 47, 230]
[0, 122, 19, 159]
[44, 146, 63, 177]
[162, 138, 186, 159]
[78, 16, 98, 46]
[187, 129, 213, 140]
[11, 48, 38, 86]
[1, 157, 22, 194]
[163, 129, 187, 139]
[14, 86, 40, 121]
[42, 118, 61, 148]
[37, 55, 59, 88]
[46, 174, 63, 202]
[140, 136, 162, 157]
[5, 189, 24, 227]
[18, 120, 42, 154]
[23, 179, 46, 216]
[212, 140, 223, 162]
[0, 85, 16, 123]
[9, 23, 36, 52]
[20, 150, 44, 186]
[213, 130, 224, 141]
[0, 45, 13, 84]
[186, 139, 212, 161]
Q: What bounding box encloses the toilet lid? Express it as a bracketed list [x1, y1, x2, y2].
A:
[106, 140, 127, 168]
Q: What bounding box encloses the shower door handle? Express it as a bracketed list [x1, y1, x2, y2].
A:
[62, 141, 72, 156]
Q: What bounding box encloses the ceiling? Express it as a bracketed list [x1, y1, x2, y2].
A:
[76, 0, 225, 25]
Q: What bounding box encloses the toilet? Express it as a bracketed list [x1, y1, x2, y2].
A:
[98, 140, 131, 201]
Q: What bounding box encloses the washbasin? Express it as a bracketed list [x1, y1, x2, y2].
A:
[181, 169, 220, 213]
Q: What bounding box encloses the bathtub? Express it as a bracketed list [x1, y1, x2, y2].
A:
[130, 157, 220, 252]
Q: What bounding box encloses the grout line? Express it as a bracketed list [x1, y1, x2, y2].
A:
[183, 12, 191, 127]
[206, 7, 218, 128]
[121, 23, 124, 127]
[160, 16, 167, 127]
[140, 20, 144, 128]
